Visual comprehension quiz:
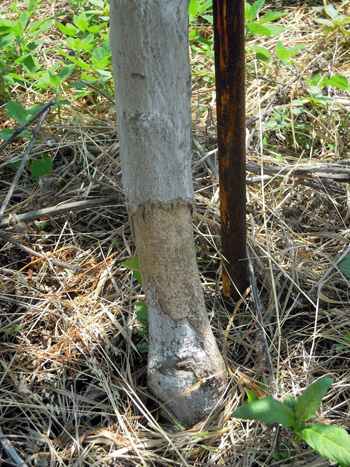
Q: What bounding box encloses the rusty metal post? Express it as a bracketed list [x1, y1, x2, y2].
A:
[213, 0, 247, 300]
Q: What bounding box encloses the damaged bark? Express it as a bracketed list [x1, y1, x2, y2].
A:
[132, 201, 226, 426]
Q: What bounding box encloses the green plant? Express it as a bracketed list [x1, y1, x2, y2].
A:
[313, 4, 350, 42]
[245, 0, 287, 38]
[336, 255, 350, 279]
[336, 331, 350, 351]
[232, 378, 350, 466]
[30, 155, 52, 182]
[0, 0, 54, 95]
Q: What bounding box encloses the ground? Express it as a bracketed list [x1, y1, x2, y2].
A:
[0, 0, 350, 465]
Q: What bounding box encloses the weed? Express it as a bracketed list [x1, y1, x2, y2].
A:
[313, 4, 350, 42]
[232, 378, 350, 466]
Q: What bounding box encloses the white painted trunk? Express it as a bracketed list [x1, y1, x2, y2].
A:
[110, 0, 227, 427]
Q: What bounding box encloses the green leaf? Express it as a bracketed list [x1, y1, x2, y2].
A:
[136, 341, 148, 353]
[6, 101, 27, 125]
[323, 75, 349, 91]
[314, 18, 335, 27]
[260, 11, 288, 24]
[301, 423, 350, 466]
[245, 0, 265, 22]
[0, 19, 15, 34]
[0, 31, 15, 48]
[246, 388, 259, 403]
[262, 24, 287, 35]
[73, 15, 89, 32]
[58, 50, 90, 71]
[336, 255, 350, 278]
[276, 41, 306, 61]
[50, 75, 61, 89]
[295, 378, 334, 423]
[30, 157, 52, 183]
[0, 129, 15, 140]
[57, 64, 76, 82]
[136, 301, 148, 327]
[122, 257, 142, 284]
[231, 397, 296, 428]
[246, 22, 271, 37]
[18, 11, 29, 30]
[55, 21, 78, 37]
[324, 4, 339, 20]
[284, 395, 297, 410]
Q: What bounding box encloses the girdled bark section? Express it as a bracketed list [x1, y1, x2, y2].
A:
[132, 200, 227, 427]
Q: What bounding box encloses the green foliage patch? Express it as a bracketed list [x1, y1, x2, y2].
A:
[232, 378, 350, 466]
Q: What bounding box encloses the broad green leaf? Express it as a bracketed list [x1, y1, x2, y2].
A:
[0, 32, 15, 48]
[6, 101, 27, 125]
[246, 22, 271, 37]
[231, 397, 295, 428]
[283, 395, 297, 410]
[260, 11, 288, 24]
[14, 19, 24, 36]
[57, 64, 76, 82]
[88, 22, 108, 34]
[74, 15, 89, 32]
[55, 21, 78, 37]
[246, 0, 265, 22]
[324, 4, 339, 20]
[246, 388, 259, 404]
[58, 50, 90, 71]
[301, 423, 350, 466]
[0, 19, 15, 34]
[26, 104, 46, 119]
[276, 42, 306, 61]
[0, 129, 14, 140]
[136, 341, 148, 353]
[136, 301, 148, 327]
[122, 257, 142, 284]
[323, 75, 349, 91]
[249, 46, 269, 58]
[336, 255, 350, 278]
[18, 11, 29, 30]
[89, 0, 104, 7]
[314, 18, 335, 27]
[28, 18, 53, 37]
[30, 157, 52, 183]
[263, 24, 286, 35]
[50, 75, 61, 89]
[295, 378, 333, 423]
[21, 55, 40, 73]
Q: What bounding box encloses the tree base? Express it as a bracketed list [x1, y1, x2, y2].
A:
[131, 200, 227, 428]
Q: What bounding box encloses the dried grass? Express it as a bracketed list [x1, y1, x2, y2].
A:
[0, 1, 350, 466]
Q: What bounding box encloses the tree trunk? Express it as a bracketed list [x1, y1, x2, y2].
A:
[109, 0, 227, 427]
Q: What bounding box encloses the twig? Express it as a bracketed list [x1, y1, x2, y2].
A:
[0, 196, 121, 229]
[0, 100, 55, 216]
[247, 161, 350, 182]
[0, 231, 84, 273]
[246, 246, 274, 380]
[76, 79, 115, 104]
[0, 426, 29, 467]
[0, 98, 55, 153]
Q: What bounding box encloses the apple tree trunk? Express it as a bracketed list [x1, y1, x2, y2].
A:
[109, 0, 227, 427]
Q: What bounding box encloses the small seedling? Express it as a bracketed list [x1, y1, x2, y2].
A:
[336, 331, 350, 351]
[231, 378, 350, 466]
[314, 4, 350, 42]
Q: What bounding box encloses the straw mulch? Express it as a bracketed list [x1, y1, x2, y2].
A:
[0, 1, 349, 466]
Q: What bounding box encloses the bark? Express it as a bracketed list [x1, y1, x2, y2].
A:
[110, 0, 227, 427]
